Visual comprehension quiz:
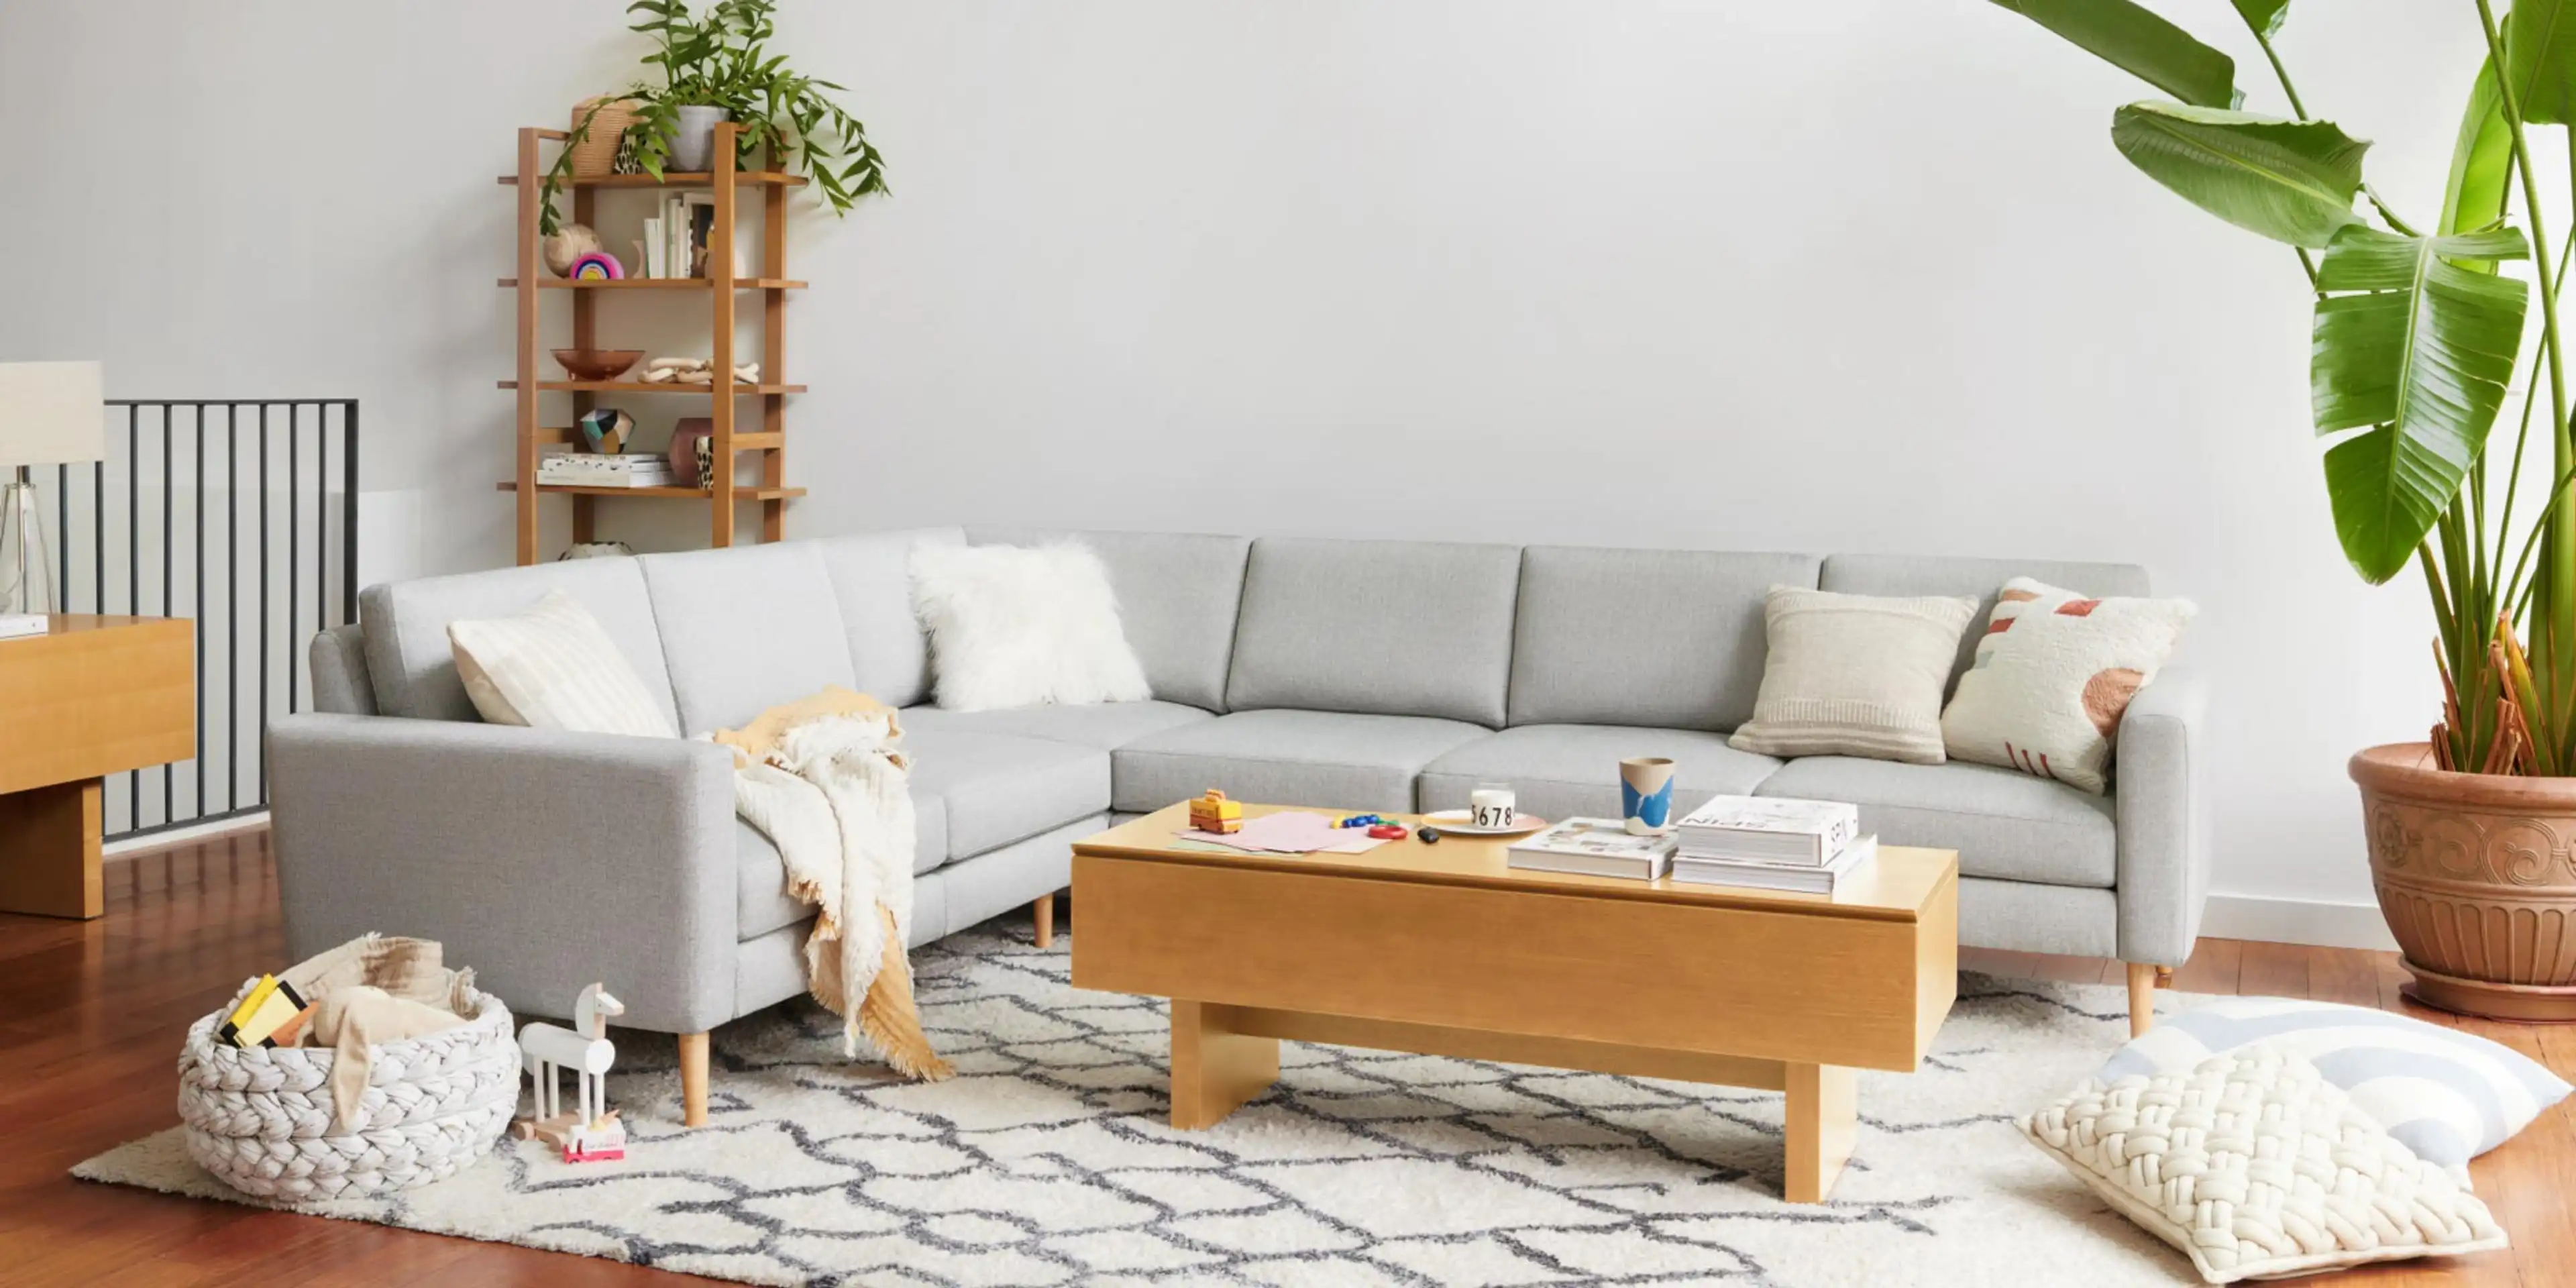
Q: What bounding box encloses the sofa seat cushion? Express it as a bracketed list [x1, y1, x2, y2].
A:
[1419, 725, 1781, 824]
[737, 805, 951, 941]
[1754, 755, 2116, 888]
[1113, 709, 1492, 814]
[899, 700, 1214, 751]
[905, 727, 1112, 863]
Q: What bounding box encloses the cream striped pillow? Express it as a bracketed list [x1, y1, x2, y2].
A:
[1728, 586, 1978, 764]
[446, 590, 675, 737]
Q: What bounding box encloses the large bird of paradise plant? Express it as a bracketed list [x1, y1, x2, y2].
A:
[1987, 0, 2576, 775]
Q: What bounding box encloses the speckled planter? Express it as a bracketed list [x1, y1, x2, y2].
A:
[2353, 742, 2576, 1021]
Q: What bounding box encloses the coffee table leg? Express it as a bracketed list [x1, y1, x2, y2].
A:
[1169, 1000, 1278, 1128]
[1784, 1062, 1856, 1203]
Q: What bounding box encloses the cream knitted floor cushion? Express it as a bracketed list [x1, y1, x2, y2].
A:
[2023, 1045, 2506, 1283]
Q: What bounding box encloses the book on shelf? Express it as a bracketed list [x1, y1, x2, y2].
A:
[540, 451, 669, 469]
[0, 612, 46, 641]
[1505, 817, 1677, 881]
[537, 453, 676, 488]
[686, 194, 716, 278]
[537, 474, 676, 489]
[1673, 794, 1858, 866]
[1670, 835, 1878, 896]
[663, 195, 684, 280]
[643, 214, 666, 278]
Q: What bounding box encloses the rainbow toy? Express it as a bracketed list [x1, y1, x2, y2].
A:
[568, 252, 624, 280]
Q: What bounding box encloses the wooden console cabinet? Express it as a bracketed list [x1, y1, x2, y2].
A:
[0, 616, 194, 918]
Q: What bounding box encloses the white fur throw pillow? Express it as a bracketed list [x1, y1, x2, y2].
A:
[445, 589, 676, 738]
[909, 542, 1152, 712]
[2023, 1046, 2507, 1283]
[1727, 586, 1979, 764]
[1939, 577, 2195, 794]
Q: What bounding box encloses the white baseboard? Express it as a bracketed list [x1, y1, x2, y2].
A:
[105, 812, 268, 859]
[2200, 892, 2399, 952]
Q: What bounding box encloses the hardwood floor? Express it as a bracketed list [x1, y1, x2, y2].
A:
[5, 827, 2570, 1285]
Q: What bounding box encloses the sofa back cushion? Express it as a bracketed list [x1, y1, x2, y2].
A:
[1510, 547, 1821, 731]
[814, 527, 965, 706]
[1821, 553, 2151, 698]
[641, 542, 859, 734]
[1225, 537, 1521, 726]
[358, 557, 677, 726]
[967, 527, 1252, 711]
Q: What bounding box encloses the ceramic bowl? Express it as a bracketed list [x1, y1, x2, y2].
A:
[551, 348, 645, 382]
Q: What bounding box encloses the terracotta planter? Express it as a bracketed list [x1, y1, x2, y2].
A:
[2351, 743, 2576, 1020]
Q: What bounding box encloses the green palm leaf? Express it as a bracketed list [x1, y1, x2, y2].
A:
[2111, 102, 2367, 248]
[2314, 227, 2531, 582]
[2233, 0, 2289, 40]
[2441, 62, 2512, 248]
[1988, 0, 2240, 108]
[2508, 0, 2576, 124]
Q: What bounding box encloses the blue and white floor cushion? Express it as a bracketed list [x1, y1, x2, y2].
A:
[2098, 996, 2572, 1179]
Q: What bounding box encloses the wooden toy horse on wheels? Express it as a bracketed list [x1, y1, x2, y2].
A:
[513, 983, 627, 1161]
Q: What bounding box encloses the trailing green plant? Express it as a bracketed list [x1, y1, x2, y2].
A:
[1989, 0, 2576, 775]
[538, 0, 886, 235]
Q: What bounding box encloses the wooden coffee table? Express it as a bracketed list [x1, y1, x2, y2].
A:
[1071, 802, 1957, 1203]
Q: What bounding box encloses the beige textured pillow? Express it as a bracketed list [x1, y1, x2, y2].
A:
[446, 589, 676, 737]
[1940, 577, 2195, 794]
[1728, 586, 1978, 763]
[2023, 1046, 2507, 1284]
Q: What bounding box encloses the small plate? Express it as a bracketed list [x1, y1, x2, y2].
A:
[1419, 810, 1549, 837]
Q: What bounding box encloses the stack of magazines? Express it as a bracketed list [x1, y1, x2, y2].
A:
[1505, 818, 1677, 879]
[537, 451, 678, 489]
[1670, 796, 1876, 894]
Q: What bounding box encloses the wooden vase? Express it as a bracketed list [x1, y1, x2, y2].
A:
[2352, 742, 2576, 1020]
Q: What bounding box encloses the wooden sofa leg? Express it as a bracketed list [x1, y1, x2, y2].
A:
[1032, 892, 1056, 949]
[2126, 963, 2158, 1038]
[678, 1032, 709, 1128]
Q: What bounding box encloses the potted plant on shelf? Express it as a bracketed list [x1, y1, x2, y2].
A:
[1989, 0, 2576, 1018]
[539, 0, 888, 235]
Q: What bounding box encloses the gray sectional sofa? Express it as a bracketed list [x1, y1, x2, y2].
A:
[270, 527, 2208, 1076]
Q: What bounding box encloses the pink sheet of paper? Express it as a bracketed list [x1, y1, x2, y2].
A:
[1177, 810, 1389, 854]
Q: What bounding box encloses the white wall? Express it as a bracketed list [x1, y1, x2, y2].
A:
[1, 1, 2498, 934]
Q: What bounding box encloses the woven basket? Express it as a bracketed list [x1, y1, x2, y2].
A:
[566, 96, 643, 178]
[176, 979, 520, 1201]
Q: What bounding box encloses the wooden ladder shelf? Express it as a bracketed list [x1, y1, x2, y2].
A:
[504, 122, 800, 565]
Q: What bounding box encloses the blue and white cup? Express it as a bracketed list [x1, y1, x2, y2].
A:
[1620, 757, 1675, 835]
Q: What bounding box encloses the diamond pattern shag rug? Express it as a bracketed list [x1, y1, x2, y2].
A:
[77, 924, 2208, 1286]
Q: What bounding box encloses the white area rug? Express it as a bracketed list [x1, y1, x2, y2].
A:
[78, 927, 2206, 1286]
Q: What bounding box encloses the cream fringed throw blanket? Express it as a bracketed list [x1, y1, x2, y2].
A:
[716, 687, 951, 1080]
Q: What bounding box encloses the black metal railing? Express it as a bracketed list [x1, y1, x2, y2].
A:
[42, 400, 358, 842]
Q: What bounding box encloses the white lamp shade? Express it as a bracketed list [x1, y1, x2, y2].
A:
[0, 362, 106, 467]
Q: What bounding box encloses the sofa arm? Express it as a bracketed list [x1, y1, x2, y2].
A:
[266, 713, 739, 1034]
[2113, 666, 2210, 967]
